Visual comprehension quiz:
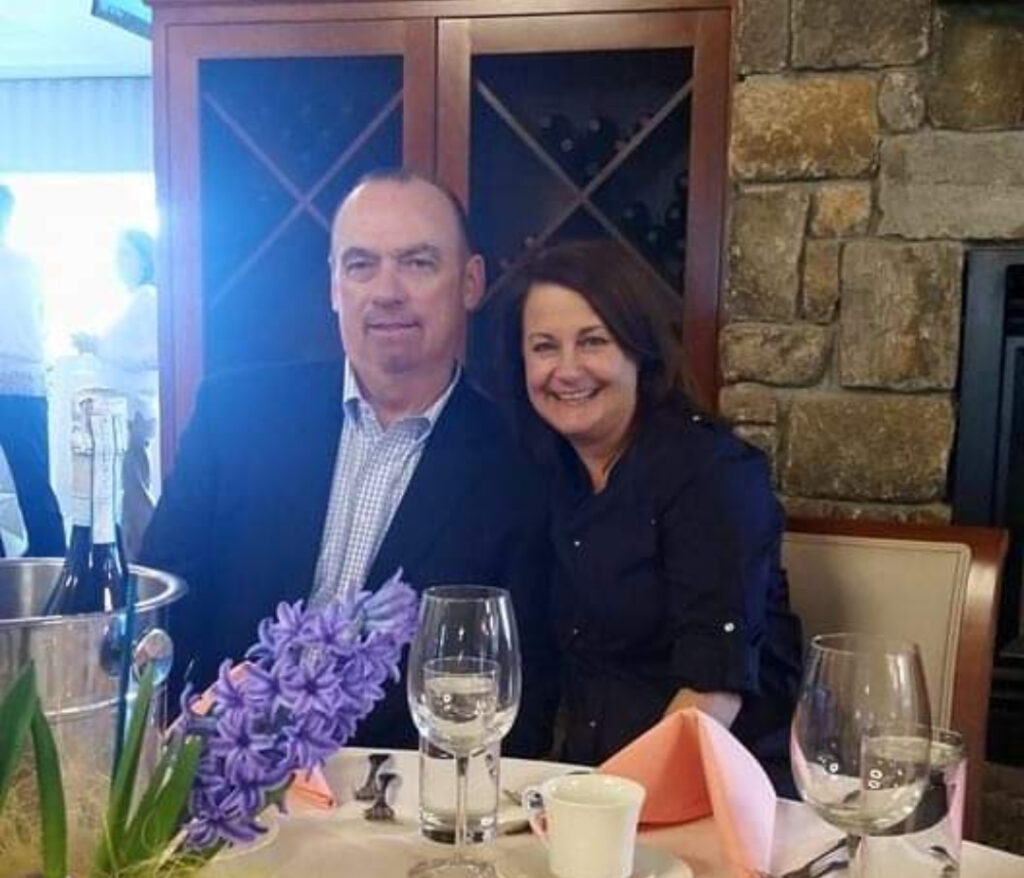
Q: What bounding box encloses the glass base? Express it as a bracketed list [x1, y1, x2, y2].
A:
[408, 857, 499, 878]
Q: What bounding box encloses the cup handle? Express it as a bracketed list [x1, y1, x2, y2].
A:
[521, 785, 549, 845]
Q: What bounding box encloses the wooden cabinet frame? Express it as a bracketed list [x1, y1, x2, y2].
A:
[151, 0, 733, 465]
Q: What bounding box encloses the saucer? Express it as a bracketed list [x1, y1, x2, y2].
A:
[494, 836, 694, 878]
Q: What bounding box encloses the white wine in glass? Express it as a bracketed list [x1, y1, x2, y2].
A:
[791, 633, 933, 877]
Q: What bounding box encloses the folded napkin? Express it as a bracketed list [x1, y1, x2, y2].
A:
[600, 708, 775, 876]
[186, 662, 337, 811]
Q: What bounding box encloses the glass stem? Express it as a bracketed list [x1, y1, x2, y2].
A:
[847, 833, 867, 878]
[454, 754, 470, 862]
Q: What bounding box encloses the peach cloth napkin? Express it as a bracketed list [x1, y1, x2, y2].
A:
[188, 663, 337, 810]
[600, 708, 776, 876]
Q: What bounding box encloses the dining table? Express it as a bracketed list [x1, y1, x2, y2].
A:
[200, 747, 1024, 878]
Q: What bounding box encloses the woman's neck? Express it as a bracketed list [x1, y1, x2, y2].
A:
[572, 430, 632, 493]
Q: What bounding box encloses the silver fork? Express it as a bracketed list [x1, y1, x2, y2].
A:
[751, 838, 848, 878]
[354, 751, 391, 802]
[363, 771, 399, 822]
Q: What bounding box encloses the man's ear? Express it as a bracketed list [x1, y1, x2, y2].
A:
[462, 254, 486, 311]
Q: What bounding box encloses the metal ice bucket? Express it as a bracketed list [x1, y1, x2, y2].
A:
[0, 559, 186, 872]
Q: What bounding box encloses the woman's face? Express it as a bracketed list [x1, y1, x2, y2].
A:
[522, 281, 638, 454]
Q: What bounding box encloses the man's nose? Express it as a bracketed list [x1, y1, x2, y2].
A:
[370, 261, 409, 306]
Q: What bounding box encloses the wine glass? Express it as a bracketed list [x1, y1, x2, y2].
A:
[407, 586, 522, 878]
[791, 634, 933, 878]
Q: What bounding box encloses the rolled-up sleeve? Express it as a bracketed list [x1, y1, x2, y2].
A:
[660, 441, 780, 696]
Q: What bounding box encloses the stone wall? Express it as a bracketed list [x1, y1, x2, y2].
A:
[723, 1, 1024, 521]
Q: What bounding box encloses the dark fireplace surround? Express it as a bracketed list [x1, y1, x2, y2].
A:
[953, 247, 1024, 763]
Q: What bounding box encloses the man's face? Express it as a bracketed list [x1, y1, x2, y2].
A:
[330, 179, 483, 383]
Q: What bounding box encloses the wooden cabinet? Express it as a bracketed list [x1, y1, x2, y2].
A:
[150, 0, 731, 457]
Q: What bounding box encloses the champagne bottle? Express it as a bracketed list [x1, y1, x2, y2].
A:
[43, 390, 128, 616]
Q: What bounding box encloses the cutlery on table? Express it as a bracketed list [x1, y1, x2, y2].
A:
[355, 751, 392, 801]
[363, 771, 399, 822]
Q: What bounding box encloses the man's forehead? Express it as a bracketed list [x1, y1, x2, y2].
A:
[333, 179, 461, 251]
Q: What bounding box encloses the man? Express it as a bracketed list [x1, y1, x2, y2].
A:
[0, 184, 65, 558]
[141, 170, 555, 755]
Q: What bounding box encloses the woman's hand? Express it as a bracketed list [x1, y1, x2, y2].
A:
[663, 688, 742, 727]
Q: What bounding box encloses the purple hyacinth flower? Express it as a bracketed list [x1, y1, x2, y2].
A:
[210, 710, 278, 786]
[278, 653, 342, 717]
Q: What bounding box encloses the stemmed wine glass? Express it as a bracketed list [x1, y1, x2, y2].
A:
[407, 586, 522, 878]
[791, 634, 933, 878]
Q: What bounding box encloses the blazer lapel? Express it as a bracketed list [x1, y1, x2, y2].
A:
[368, 377, 484, 588]
[278, 361, 345, 602]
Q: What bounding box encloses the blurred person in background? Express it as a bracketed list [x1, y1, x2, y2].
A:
[74, 229, 158, 560]
[0, 183, 66, 558]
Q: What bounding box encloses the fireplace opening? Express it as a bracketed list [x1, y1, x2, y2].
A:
[953, 247, 1024, 764]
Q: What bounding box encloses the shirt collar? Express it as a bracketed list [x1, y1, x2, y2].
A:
[343, 358, 461, 431]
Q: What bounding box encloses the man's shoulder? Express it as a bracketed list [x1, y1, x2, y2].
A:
[199, 359, 342, 406]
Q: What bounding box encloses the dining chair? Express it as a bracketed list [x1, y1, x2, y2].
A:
[782, 516, 1009, 842]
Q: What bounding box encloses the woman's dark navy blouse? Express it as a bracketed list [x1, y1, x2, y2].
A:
[547, 406, 803, 792]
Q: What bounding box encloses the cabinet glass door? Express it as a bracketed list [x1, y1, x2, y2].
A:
[437, 12, 729, 405]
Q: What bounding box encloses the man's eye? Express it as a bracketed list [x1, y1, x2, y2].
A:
[402, 256, 437, 273]
[344, 260, 375, 278]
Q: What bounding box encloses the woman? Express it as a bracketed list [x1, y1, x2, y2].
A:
[499, 240, 803, 792]
[73, 229, 159, 560]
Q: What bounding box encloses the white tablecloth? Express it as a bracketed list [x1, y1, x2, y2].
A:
[201, 748, 1024, 878]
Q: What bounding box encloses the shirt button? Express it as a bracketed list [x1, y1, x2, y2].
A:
[723, 622, 736, 633]
[571, 627, 581, 638]
[587, 720, 597, 729]
[572, 539, 582, 548]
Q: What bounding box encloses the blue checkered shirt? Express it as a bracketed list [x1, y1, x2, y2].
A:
[309, 360, 459, 606]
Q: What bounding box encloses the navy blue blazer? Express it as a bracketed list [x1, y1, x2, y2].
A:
[140, 360, 557, 756]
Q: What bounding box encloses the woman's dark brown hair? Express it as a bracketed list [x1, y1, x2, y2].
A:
[496, 239, 700, 456]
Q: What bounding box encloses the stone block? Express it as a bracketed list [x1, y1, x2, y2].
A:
[878, 69, 927, 133]
[720, 323, 830, 386]
[727, 186, 809, 320]
[930, 9, 1024, 130]
[737, 0, 789, 74]
[781, 393, 954, 502]
[810, 182, 872, 237]
[840, 241, 962, 390]
[792, 0, 930, 68]
[719, 384, 779, 424]
[878, 132, 1024, 239]
[782, 496, 952, 524]
[731, 75, 879, 181]
[802, 240, 840, 324]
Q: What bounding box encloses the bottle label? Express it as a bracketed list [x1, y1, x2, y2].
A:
[68, 423, 93, 528]
[90, 413, 117, 546]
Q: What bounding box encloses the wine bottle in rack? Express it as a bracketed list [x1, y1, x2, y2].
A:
[537, 113, 582, 178]
[620, 201, 652, 237]
[43, 389, 129, 616]
[664, 199, 686, 236]
[580, 115, 620, 181]
[642, 224, 668, 262]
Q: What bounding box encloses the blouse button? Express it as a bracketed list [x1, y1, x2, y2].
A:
[723, 622, 736, 633]
[587, 720, 597, 729]
[572, 539, 582, 549]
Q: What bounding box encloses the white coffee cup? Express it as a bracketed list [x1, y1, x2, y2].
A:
[522, 773, 646, 878]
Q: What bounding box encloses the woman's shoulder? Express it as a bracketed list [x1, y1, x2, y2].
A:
[637, 401, 772, 492]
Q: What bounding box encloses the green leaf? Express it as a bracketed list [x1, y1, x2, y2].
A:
[31, 702, 67, 878]
[93, 663, 156, 877]
[121, 736, 201, 865]
[0, 662, 38, 812]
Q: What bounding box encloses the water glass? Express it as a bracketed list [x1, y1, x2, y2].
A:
[865, 728, 967, 877]
[419, 737, 500, 844]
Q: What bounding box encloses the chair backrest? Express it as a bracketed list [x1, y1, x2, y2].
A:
[783, 517, 1008, 841]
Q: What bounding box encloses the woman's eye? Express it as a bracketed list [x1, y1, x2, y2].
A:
[581, 335, 609, 347]
[529, 341, 556, 354]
